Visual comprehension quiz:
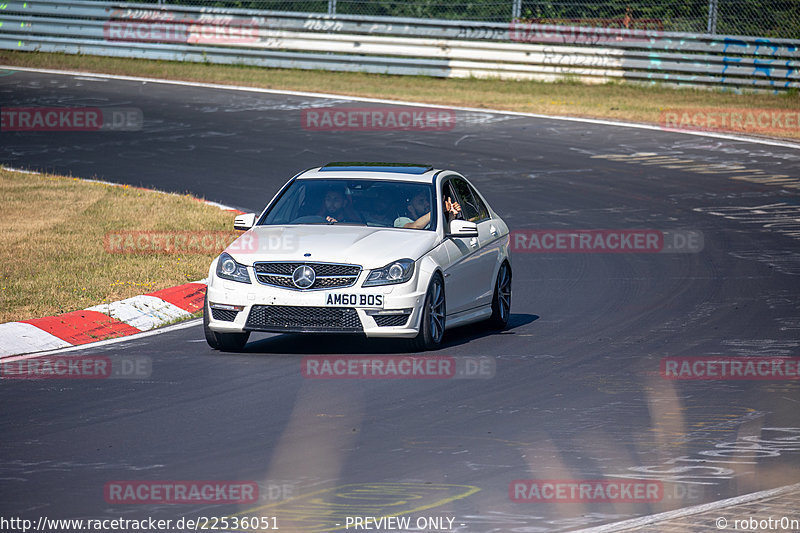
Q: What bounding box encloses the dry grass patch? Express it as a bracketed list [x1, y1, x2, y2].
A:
[0, 167, 236, 323]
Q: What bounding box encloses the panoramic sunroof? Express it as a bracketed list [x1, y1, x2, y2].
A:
[320, 162, 433, 174]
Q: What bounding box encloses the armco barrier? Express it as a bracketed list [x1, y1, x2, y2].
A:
[0, 0, 798, 90]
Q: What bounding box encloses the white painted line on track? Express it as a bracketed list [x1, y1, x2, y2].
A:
[568, 482, 800, 533]
[0, 165, 41, 174]
[3, 65, 800, 151]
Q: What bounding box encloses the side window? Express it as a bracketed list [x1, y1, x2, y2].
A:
[441, 181, 459, 230]
[451, 178, 486, 222]
[468, 183, 489, 221]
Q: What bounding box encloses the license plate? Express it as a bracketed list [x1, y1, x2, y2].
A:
[324, 293, 384, 308]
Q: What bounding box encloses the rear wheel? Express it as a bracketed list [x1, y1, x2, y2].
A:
[487, 262, 511, 329]
[409, 273, 445, 351]
[203, 293, 250, 352]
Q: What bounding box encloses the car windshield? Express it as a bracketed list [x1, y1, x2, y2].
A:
[260, 178, 437, 230]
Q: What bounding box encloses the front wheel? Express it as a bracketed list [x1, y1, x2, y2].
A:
[203, 293, 250, 352]
[409, 273, 446, 351]
[487, 262, 511, 329]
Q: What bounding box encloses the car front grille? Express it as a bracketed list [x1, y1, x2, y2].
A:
[211, 308, 238, 322]
[373, 314, 410, 327]
[245, 305, 363, 333]
[253, 262, 361, 290]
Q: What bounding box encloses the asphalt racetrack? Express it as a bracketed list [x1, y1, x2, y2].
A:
[1, 69, 800, 532]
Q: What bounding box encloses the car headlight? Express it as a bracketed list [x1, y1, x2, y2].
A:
[215, 252, 251, 284]
[363, 259, 415, 287]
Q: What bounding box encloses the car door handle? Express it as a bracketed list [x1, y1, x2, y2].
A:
[490, 225, 498, 236]
[470, 237, 479, 248]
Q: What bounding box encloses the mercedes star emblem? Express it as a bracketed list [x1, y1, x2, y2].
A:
[292, 265, 316, 289]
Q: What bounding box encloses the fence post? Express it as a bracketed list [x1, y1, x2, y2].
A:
[328, 0, 336, 15]
[512, 0, 521, 20]
[707, 0, 718, 34]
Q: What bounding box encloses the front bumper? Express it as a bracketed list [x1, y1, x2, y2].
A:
[206, 276, 427, 338]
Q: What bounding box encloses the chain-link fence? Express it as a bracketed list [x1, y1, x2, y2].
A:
[104, 0, 800, 39]
[517, 0, 799, 37]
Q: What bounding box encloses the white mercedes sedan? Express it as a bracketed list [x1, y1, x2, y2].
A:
[203, 162, 511, 351]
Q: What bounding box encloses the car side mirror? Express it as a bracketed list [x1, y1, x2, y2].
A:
[233, 213, 256, 231]
[449, 219, 478, 237]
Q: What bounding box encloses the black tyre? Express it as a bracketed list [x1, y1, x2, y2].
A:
[203, 293, 250, 352]
[487, 262, 511, 330]
[203, 294, 220, 349]
[409, 273, 446, 351]
[216, 331, 250, 352]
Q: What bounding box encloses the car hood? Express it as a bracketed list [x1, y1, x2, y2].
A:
[225, 225, 440, 269]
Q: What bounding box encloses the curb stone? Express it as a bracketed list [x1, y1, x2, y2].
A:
[0, 167, 246, 358]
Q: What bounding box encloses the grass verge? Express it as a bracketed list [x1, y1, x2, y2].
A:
[2, 51, 799, 140]
[0, 166, 236, 323]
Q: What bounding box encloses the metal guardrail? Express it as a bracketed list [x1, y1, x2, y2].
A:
[1, 0, 798, 91]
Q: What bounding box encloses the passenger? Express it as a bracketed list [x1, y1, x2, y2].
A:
[318, 187, 359, 224]
[394, 191, 461, 229]
[394, 190, 431, 229]
[364, 194, 395, 227]
[443, 196, 462, 224]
